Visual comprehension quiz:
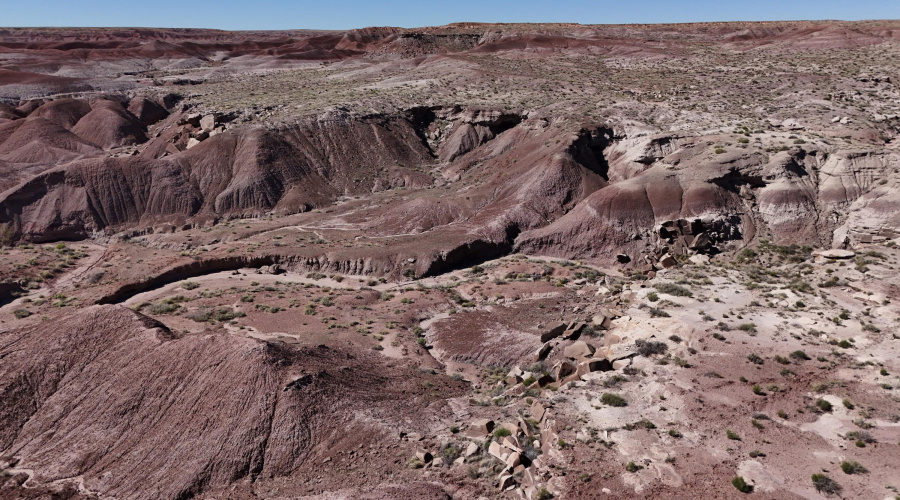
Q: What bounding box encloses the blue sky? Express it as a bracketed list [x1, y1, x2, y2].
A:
[7, 0, 900, 30]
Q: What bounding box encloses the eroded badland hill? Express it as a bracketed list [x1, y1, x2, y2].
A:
[1, 21, 899, 500]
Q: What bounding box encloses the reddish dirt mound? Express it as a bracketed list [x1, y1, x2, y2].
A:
[0, 116, 98, 164]
[0, 305, 461, 500]
[29, 98, 92, 129]
[127, 97, 169, 125]
[71, 99, 147, 149]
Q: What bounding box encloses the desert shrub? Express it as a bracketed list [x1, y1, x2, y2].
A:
[146, 302, 181, 315]
[13, 308, 32, 319]
[87, 271, 106, 284]
[726, 430, 740, 440]
[811, 474, 842, 496]
[649, 307, 670, 318]
[601, 393, 627, 407]
[635, 339, 668, 356]
[188, 307, 245, 323]
[732, 476, 753, 493]
[655, 282, 693, 297]
[840, 460, 867, 474]
[737, 323, 757, 333]
[647, 292, 659, 302]
[602, 374, 627, 388]
[493, 427, 511, 438]
[815, 398, 833, 412]
[747, 353, 764, 365]
[625, 461, 642, 472]
[180, 281, 200, 290]
[790, 350, 810, 361]
[439, 443, 460, 462]
[844, 430, 875, 443]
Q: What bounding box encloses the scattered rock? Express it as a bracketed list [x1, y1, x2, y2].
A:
[540, 322, 567, 342]
[818, 249, 855, 259]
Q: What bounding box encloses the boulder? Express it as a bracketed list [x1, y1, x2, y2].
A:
[689, 254, 710, 266]
[612, 359, 631, 370]
[531, 401, 546, 421]
[689, 232, 710, 251]
[200, 114, 216, 131]
[818, 249, 855, 259]
[488, 441, 507, 461]
[415, 450, 433, 463]
[499, 474, 516, 491]
[501, 435, 522, 453]
[465, 418, 494, 438]
[540, 322, 567, 342]
[563, 321, 585, 339]
[563, 340, 595, 359]
[536, 374, 556, 388]
[553, 360, 577, 381]
[505, 451, 522, 468]
[465, 442, 480, 457]
[517, 416, 533, 437]
[591, 314, 612, 330]
[535, 342, 553, 361]
[659, 253, 677, 268]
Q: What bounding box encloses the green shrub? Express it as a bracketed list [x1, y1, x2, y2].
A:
[732, 476, 753, 493]
[811, 474, 841, 496]
[840, 460, 867, 474]
[726, 430, 740, 440]
[493, 427, 511, 438]
[635, 339, 668, 356]
[816, 398, 833, 412]
[188, 307, 246, 323]
[738, 323, 757, 333]
[625, 461, 642, 472]
[601, 393, 627, 407]
[180, 281, 200, 290]
[790, 350, 810, 361]
[13, 308, 32, 319]
[655, 283, 693, 297]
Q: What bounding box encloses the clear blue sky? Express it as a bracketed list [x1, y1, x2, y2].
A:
[6, 0, 900, 30]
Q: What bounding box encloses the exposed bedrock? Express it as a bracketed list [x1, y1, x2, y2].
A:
[515, 145, 900, 263]
[0, 109, 435, 241]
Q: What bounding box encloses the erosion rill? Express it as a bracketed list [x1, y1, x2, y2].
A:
[1, 22, 900, 500]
